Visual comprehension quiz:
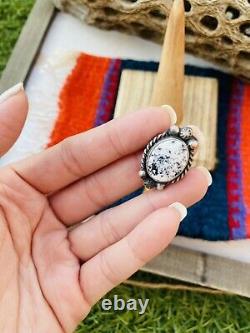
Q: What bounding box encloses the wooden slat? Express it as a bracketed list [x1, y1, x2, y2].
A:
[142, 245, 250, 297]
[114, 70, 218, 170]
[0, 0, 56, 93]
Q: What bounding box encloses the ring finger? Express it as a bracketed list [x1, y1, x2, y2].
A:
[69, 167, 212, 261]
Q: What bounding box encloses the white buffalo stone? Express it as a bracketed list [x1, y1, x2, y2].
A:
[146, 137, 189, 183]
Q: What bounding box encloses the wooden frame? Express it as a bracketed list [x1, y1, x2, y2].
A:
[1, 0, 250, 297]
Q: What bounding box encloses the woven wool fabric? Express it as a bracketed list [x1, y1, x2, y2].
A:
[49, 53, 250, 241]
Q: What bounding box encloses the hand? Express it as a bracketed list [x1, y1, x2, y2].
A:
[0, 87, 210, 333]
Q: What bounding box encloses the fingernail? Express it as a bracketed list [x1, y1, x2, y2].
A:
[169, 202, 187, 222]
[161, 105, 177, 125]
[196, 166, 213, 186]
[187, 125, 205, 147]
[0, 83, 24, 104]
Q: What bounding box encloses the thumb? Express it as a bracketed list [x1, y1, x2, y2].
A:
[0, 83, 28, 156]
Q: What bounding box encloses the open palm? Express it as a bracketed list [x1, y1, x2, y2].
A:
[0, 89, 209, 333]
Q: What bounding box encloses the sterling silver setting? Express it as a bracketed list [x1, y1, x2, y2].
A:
[139, 125, 199, 190]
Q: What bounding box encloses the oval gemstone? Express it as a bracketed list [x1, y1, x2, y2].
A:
[146, 137, 189, 183]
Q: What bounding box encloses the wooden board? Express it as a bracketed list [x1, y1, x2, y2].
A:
[114, 70, 218, 170]
[1, 1, 250, 297]
[143, 245, 250, 297]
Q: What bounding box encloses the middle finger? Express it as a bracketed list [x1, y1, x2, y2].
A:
[69, 167, 211, 261]
[49, 151, 142, 225]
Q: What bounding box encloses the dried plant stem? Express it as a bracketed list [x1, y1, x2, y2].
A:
[124, 279, 232, 295]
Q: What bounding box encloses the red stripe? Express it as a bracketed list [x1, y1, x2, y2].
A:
[48, 53, 111, 147]
[241, 84, 250, 237]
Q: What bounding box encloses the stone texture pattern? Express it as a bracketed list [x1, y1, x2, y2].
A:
[146, 137, 189, 183]
[54, 0, 250, 81]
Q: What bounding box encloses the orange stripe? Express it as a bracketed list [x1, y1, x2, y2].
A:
[48, 53, 111, 147]
[241, 84, 250, 237]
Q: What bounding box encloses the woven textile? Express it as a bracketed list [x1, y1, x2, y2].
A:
[49, 53, 250, 241]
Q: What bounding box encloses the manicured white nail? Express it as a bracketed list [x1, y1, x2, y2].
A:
[196, 166, 213, 186]
[169, 202, 187, 222]
[0, 83, 24, 104]
[161, 105, 177, 125]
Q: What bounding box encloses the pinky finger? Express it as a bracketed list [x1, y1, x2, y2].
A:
[80, 202, 187, 306]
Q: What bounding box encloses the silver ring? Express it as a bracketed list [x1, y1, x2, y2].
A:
[139, 125, 199, 190]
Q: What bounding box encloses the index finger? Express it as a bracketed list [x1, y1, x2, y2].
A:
[0, 86, 28, 156]
[12, 106, 175, 194]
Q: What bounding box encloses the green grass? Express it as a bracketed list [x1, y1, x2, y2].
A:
[77, 273, 250, 333]
[0, 0, 34, 75]
[1, 1, 250, 332]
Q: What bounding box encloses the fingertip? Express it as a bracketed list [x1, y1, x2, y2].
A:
[0, 82, 24, 104]
[168, 202, 187, 221]
[0, 87, 28, 155]
[146, 206, 183, 234]
[135, 106, 174, 132]
[0, 86, 28, 117]
[195, 166, 213, 187]
[4, 88, 28, 125]
[184, 167, 210, 201]
[161, 105, 177, 125]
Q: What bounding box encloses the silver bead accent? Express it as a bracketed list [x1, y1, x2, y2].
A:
[168, 125, 179, 136]
[139, 170, 146, 178]
[187, 139, 199, 150]
[157, 183, 165, 191]
[179, 127, 193, 140]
